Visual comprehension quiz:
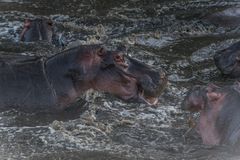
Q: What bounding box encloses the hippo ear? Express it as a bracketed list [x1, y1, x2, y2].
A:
[96, 47, 106, 57]
[207, 91, 222, 101]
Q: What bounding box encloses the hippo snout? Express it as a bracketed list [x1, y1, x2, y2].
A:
[137, 68, 168, 105]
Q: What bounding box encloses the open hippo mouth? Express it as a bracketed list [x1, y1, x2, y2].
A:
[137, 70, 167, 105]
[138, 90, 160, 105]
[121, 55, 168, 105]
[112, 65, 167, 105]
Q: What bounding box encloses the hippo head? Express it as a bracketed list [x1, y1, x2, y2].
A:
[182, 83, 240, 145]
[64, 45, 167, 105]
[214, 42, 240, 78]
[126, 57, 167, 104]
[96, 48, 167, 105]
[182, 84, 225, 112]
[20, 18, 54, 43]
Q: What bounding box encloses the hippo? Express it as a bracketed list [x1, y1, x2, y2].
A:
[214, 41, 240, 78]
[0, 44, 167, 112]
[20, 18, 64, 46]
[203, 7, 240, 27]
[182, 82, 240, 145]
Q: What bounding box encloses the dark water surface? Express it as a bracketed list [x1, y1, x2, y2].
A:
[1, 0, 240, 159]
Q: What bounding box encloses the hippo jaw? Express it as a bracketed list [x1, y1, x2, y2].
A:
[79, 47, 168, 105]
[121, 57, 168, 105]
[112, 71, 167, 105]
[98, 68, 167, 105]
[138, 91, 159, 105]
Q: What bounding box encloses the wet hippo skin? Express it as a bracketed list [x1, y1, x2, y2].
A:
[214, 41, 240, 78]
[182, 82, 240, 145]
[0, 44, 167, 112]
[20, 18, 64, 46]
[203, 7, 240, 27]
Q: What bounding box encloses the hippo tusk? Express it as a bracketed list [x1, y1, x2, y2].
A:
[139, 90, 158, 105]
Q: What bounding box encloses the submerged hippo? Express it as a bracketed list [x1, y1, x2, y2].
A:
[0, 45, 167, 112]
[182, 82, 240, 145]
[20, 18, 64, 46]
[214, 41, 240, 78]
[204, 7, 240, 27]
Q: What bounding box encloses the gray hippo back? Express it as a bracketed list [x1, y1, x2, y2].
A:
[0, 57, 56, 111]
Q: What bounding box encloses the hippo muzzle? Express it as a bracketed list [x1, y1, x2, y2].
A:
[124, 56, 168, 105]
[95, 49, 167, 105]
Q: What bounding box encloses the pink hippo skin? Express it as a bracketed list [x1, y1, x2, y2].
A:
[182, 83, 240, 145]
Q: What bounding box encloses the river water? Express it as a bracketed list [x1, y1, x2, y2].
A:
[0, 0, 240, 159]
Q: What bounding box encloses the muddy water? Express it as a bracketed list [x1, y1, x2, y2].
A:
[1, 0, 240, 159]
